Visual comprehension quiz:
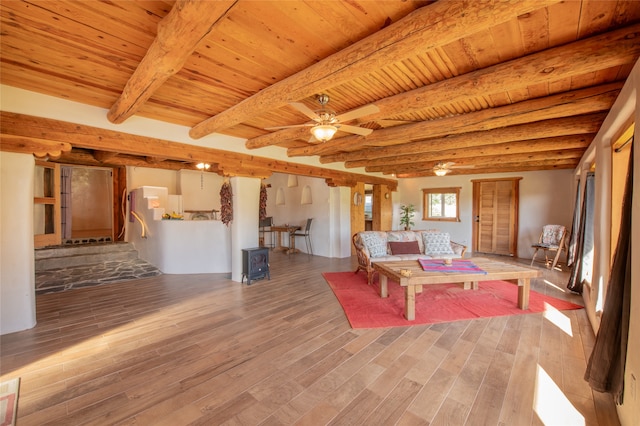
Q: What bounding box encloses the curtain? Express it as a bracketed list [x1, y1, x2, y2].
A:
[584, 146, 633, 404]
[61, 166, 73, 239]
[566, 183, 581, 267]
[567, 172, 595, 294]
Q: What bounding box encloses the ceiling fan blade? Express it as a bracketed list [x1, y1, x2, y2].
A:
[264, 123, 313, 130]
[290, 102, 319, 120]
[335, 103, 380, 122]
[337, 124, 373, 136]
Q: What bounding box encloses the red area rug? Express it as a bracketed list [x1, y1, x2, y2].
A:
[323, 271, 582, 329]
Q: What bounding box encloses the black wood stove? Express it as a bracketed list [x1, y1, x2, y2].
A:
[241, 247, 270, 285]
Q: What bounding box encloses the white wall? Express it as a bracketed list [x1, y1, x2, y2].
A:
[264, 173, 339, 257]
[177, 169, 224, 212]
[128, 187, 231, 274]
[396, 170, 574, 258]
[0, 152, 37, 334]
[230, 177, 260, 282]
[576, 59, 639, 426]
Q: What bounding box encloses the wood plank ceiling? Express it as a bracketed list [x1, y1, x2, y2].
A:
[1, 0, 640, 181]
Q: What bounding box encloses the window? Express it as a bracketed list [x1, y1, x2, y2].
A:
[422, 187, 460, 222]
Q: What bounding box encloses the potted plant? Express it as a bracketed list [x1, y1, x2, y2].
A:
[400, 204, 415, 230]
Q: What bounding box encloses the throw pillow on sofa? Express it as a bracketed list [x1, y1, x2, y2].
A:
[360, 232, 388, 258]
[423, 232, 455, 256]
[389, 240, 421, 255]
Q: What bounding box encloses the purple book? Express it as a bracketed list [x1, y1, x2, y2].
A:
[418, 259, 487, 274]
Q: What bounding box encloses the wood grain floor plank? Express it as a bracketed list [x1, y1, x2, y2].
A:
[0, 252, 619, 425]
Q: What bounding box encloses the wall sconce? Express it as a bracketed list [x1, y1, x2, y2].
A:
[196, 162, 210, 170]
[276, 187, 285, 205]
[301, 185, 312, 205]
[287, 174, 298, 187]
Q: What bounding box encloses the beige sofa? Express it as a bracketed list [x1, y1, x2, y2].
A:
[352, 230, 467, 284]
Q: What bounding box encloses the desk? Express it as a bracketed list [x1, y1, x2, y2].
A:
[372, 257, 540, 320]
[271, 225, 301, 254]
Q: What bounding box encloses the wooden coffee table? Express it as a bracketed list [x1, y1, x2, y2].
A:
[372, 257, 541, 320]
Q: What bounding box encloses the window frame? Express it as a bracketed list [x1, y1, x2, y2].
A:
[422, 186, 461, 222]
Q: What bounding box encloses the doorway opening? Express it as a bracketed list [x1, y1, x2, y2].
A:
[61, 165, 114, 244]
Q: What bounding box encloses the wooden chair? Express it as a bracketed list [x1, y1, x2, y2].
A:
[259, 216, 274, 248]
[293, 218, 313, 257]
[531, 224, 567, 269]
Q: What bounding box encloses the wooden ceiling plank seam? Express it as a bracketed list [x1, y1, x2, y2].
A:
[527, 81, 551, 99]
[570, 71, 598, 91]
[0, 1, 158, 52]
[546, 1, 581, 46]
[548, 77, 573, 95]
[577, 0, 618, 39]
[403, 56, 434, 87]
[229, 2, 340, 66]
[0, 30, 137, 91]
[517, 7, 551, 53]
[73, 0, 168, 37]
[189, 0, 563, 138]
[386, 61, 423, 91]
[488, 18, 526, 62]
[413, 52, 442, 84]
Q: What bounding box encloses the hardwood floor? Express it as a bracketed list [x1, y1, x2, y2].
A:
[1, 252, 620, 425]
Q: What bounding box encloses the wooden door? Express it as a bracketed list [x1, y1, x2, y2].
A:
[34, 161, 61, 248]
[472, 178, 521, 256]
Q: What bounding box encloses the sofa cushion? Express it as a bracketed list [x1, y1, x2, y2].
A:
[359, 232, 388, 258]
[422, 232, 455, 256]
[389, 240, 421, 255]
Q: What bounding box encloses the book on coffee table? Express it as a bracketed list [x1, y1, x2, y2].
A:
[418, 259, 487, 274]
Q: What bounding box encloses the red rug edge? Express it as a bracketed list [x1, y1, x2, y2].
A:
[323, 271, 583, 329]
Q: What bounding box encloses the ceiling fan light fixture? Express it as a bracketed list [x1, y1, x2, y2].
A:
[311, 124, 337, 142]
[434, 168, 448, 177]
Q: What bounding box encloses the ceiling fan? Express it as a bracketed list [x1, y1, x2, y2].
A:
[433, 161, 475, 176]
[266, 94, 379, 143]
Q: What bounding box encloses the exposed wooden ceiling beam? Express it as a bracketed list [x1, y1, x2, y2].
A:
[369, 150, 585, 174]
[0, 112, 396, 189]
[346, 134, 592, 170]
[0, 134, 71, 158]
[336, 113, 604, 167]
[107, 0, 238, 124]
[397, 161, 580, 178]
[190, 0, 560, 139]
[93, 150, 119, 163]
[283, 21, 640, 157]
[61, 149, 194, 171]
[295, 82, 621, 159]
